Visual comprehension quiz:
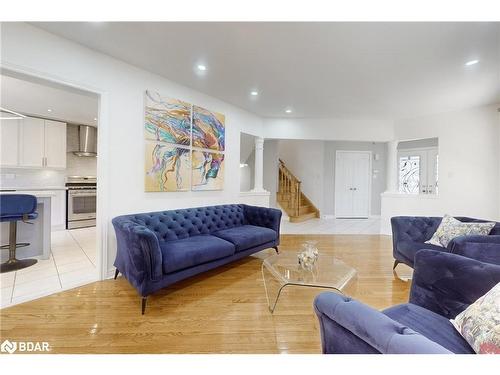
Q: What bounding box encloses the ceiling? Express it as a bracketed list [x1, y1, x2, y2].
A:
[1, 72, 99, 126]
[33, 22, 500, 120]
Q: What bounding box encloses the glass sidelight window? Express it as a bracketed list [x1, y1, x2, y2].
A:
[397, 139, 439, 195]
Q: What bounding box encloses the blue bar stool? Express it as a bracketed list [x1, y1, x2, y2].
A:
[1, 194, 39, 273]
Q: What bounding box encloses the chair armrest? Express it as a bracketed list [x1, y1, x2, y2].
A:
[313, 292, 451, 354]
[243, 205, 282, 237]
[448, 235, 500, 264]
[112, 217, 163, 282]
[391, 216, 441, 257]
[409, 249, 500, 319]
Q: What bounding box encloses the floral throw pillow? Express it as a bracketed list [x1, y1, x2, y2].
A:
[425, 214, 495, 248]
[450, 282, 500, 354]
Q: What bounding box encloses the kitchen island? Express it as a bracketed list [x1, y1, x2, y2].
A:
[0, 191, 53, 261]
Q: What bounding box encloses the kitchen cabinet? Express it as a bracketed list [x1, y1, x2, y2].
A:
[20, 117, 45, 167]
[0, 116, 66, 169]
[0, 119, 20, 166]
[44, 120, 67, 168]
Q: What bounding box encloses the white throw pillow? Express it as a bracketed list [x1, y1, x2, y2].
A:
[450, 282, 500, 354]
[425, 214, 495, 248]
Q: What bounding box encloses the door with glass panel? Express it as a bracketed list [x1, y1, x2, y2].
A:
[398, 148, 438, 195]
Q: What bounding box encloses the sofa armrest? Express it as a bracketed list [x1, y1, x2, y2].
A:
[448, 235, 500, 265]
[243, 205, 282, 236]
[314, 292, 450, 354]
[112, 217, 163, 282]
[409, 249, 500, 319]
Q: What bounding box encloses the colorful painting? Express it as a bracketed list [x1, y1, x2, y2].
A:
[192, 105, 225, 151]
[145, 142, 190, 192]
[191, 150, 225, 191]
[144, 90, 191, 146]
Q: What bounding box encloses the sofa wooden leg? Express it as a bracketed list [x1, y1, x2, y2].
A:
[114, 268, 119, 280]
[273, 246, 279, 254]
[141, 297, 147, 315]
[393, 260, 400, 270]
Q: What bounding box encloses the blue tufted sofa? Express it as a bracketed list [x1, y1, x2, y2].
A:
[391, 216, 500, 269]
[112, 204, 281, 313]
[314, 249, 500, 354]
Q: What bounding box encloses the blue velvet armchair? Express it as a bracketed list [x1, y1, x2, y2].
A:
[391, 216, 500, 269]
[314, 249, 500, 354]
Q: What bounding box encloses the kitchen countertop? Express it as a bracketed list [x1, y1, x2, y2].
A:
[0, 186, 67, 191]
[0, 190, 57, 198]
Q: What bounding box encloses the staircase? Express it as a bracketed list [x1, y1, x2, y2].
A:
[277, 159, 320, 223]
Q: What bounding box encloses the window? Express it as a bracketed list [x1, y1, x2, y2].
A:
[399, 155, 420, 194]
[398, 147, 438, 195]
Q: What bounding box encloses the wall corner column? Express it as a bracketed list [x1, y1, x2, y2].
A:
[251, 137, 267, 193]
[385, 140, 399, 193]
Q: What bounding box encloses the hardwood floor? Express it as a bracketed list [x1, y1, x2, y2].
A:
[0, 234, 412, 354]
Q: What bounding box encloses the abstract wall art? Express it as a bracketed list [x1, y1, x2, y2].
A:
[191, 150, 225, 191]
[144, 90, 191, 146]
[144, 90, 226, 192]
[192, 105, 225, 151]
[145, 142, 191, 192]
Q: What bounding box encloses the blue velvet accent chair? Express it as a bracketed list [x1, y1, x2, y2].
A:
[391, 216, 500, 269]
[314, 249, 500, 354]
[0, 194, 39, 273]
[112, 204, 281, 314]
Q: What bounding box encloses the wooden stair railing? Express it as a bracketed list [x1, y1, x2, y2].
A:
[277, 159, 320, 222]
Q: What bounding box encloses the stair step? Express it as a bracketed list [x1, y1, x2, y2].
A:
[299, 205, 315, 215]
[289, 212, 318, 223]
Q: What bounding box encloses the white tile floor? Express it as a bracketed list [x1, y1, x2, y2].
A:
[280, 216, 382, 235]
[0, 226, 98, 309]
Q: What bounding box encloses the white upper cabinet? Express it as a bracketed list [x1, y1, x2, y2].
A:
[20, 117, 45, 167]
[0, 116, 66, 169]
[0, 119, 20, 167]
[44, 120, 67, 168]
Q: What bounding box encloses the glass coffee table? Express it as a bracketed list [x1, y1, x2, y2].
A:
[261, 253, 357, 313]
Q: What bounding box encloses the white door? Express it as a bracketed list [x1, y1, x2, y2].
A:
[0, 119, 20, 166]
[44, 120, 67, 169]
[19, 117, 45, 167]
[398, 148, 438, 195]
[335, 151, 371, 218]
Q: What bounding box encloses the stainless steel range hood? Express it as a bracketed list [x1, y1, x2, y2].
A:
[73, 125, 97, 157]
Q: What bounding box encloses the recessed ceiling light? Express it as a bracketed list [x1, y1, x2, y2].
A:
[465, 59, 479, 66]
[47, 109, 52, 112]
[285, 109, 292, 113]
[250, 91, 259, 96]
[197, 64, 207, 71]
[94, 118, 97, 121]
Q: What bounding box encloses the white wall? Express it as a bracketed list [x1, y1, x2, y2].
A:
[1, 23, 266, 277]
[276, 139, 325, 211]
[381, 104, 500, 234]
[263, 118, 395, 142]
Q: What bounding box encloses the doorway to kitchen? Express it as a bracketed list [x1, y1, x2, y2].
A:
[0, 69, 103, 308]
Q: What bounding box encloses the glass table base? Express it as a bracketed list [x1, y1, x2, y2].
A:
[261, 253, 357, 314]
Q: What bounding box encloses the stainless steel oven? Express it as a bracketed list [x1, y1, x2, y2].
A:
[66, 176, 96, 229]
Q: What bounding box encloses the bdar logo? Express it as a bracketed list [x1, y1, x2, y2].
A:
[1, 340, 17, 354]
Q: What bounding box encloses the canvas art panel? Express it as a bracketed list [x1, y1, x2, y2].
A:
[192, 105, 226, 151]
[191, 150, 225, 191]
[145, 142, 191, 192]
[144, 90, 191, 146]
